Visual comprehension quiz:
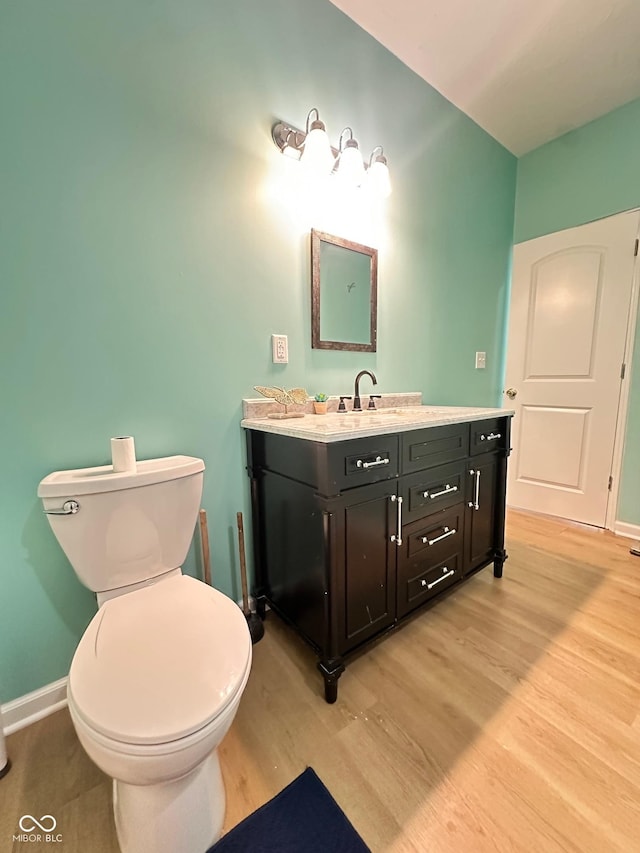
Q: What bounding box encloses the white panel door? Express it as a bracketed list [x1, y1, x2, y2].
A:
[505, 210, 639, 527]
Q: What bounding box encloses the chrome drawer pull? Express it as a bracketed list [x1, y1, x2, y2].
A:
[480, 432, 501, 442]
[429, 484, 458, 500]
[43, 500, 80, 516]
[468, 469, 481, 510]
[422, 526, 456, 546]
[357, 456, 390, 469]
[420, 568, 454, 590]
[390, 495, 403, 546]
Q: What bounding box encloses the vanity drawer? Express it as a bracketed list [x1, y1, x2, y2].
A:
[397, 549, 461, 618]
[401, 461, 466, 523]
[248, 431, 399, 495]
[469, 418, 508, 456]
[401, 423, 470, 474]
[331, 435, 400, 491]
[405, 505, 464, 561]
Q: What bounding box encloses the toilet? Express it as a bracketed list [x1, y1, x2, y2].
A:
[37, 455, 252, 853]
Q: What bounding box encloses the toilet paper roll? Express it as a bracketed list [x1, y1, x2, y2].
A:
[111, 436, 137, 473]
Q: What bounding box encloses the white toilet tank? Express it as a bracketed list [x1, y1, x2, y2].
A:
[38, 456, 205, 594]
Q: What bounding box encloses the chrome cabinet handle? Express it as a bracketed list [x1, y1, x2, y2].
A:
[390, 495, 403, 546]
[480, 432, 501, 442]
[425, 484, 458, 500]
[43, 500, 80, 516]
[421, 526, 456, 546]
[357, 456, 390, 469]
[421, 568, 454, 590]
[468, 469, 481, 510]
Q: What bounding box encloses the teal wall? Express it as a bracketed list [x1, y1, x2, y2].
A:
[515, 98, 640, 527]
[0, 0, 516, 703]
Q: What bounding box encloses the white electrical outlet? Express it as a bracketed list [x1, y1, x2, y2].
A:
[475, 351, 486, 369]
[272, 334, 288, 364]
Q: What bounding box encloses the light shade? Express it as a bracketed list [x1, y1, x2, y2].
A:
[299, 110, 335, 175]
[366, 150, 392, 198]
[335, 129, 365, 187]
[300, 126, 334, 174]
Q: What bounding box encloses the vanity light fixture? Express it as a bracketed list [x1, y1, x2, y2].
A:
[271, 107, 391, 196]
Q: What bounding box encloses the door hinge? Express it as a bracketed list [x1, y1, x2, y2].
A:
[608, 475, 613, 491]
[621, 362, 626, 379]
[635, 238, 639, 257]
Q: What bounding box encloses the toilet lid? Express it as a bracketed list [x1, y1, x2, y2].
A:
[69, 575, 252, 746]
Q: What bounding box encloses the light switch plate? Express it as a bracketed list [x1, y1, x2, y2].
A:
[475, 351, 486, 369]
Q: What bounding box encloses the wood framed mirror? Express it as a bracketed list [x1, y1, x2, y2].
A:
[311, 229, 378, 352]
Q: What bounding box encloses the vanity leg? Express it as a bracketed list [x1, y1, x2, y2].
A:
[318, 659, 345, 704]
[493, 548, 508, 578]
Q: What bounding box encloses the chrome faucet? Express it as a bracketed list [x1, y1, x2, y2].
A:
[353, 370, 378, 411]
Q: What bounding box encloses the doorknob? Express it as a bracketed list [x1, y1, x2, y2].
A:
[505, 388, 518, 399]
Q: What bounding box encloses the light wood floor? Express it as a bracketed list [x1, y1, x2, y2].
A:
[2, 510, 640, 852]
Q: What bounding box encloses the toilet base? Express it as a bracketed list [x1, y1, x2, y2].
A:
[113, 750, 225, 853]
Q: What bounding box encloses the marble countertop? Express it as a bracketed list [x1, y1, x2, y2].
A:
[241, 404, 514, 443]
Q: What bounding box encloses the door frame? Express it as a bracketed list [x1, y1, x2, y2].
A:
[606, 208, 640, 530]
[506, 208, 640, 531]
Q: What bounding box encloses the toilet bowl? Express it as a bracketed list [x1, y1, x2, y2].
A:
[37, 455, 253, 853]
[68, 576, 251, 853]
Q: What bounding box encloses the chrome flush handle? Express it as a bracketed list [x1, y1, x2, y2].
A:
[43, 500, 80, 516]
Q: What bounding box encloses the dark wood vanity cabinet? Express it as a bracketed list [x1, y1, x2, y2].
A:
[246, 415, 511, 703]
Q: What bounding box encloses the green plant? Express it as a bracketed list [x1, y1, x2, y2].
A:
[314, 393, 328, 402]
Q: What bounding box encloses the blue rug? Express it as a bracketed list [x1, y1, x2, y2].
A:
[208, 767, 371, 852]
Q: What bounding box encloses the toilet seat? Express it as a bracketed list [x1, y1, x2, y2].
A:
[69, 575, 252, 747]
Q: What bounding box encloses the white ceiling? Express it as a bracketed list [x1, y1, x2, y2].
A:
[329, 0, 640, 155]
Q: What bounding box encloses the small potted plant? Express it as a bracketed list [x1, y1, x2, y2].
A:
[313, 393, 328, 415]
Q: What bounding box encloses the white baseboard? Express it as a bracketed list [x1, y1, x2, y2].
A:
[613, 520, 640, 542]
[1, 677, 68, 736]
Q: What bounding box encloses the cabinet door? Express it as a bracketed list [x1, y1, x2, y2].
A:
[333, 481, 397, 655]
[464, 453, 499, 572]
